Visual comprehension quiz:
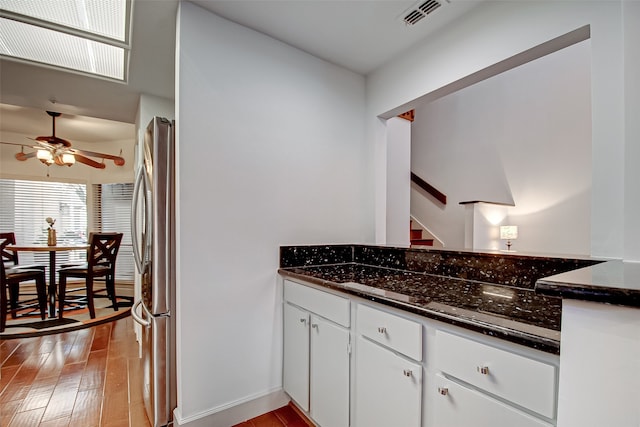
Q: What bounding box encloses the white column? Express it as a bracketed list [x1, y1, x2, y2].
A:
[385, 117, 411, 246]
[557, 300, 640, 427]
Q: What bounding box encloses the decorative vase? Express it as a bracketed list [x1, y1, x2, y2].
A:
[47, 228, 57, 246]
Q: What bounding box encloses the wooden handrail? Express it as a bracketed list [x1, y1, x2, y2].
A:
[411, 172, 447, 205]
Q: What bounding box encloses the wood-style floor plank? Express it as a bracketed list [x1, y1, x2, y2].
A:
[69, 388, 103, 427]
[3, 316, 310, 427]
[0, 317, 151, 427]
[231, 402, 312, 427]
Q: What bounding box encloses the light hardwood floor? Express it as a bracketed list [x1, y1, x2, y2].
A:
[0, 316, 149, 427]
[232, 403, 311, 427]
[1, 316, 309, 427]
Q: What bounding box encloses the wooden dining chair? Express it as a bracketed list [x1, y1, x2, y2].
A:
[1, 257, 47, 332]
[0, 232, 45, 270]
[58, 232, 123, 319]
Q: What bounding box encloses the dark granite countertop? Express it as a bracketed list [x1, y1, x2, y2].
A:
[535, 260, 640, 308]
[279, 263, 564, 354]
[278, 245, 608, 355]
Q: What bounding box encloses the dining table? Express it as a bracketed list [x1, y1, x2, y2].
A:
[7, 244, 89, 318]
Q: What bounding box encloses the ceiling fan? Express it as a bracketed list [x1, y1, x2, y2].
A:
[1, 111, 126, 169]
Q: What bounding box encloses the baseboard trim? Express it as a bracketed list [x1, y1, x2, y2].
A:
[173, 387, 289, 427]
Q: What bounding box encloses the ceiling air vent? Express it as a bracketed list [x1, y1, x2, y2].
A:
[401, 0, 448, 26]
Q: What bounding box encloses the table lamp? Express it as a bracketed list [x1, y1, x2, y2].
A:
[500, 225, 518, 251]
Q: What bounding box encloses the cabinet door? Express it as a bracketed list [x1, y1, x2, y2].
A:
[432, 374, 553, 427]
[310, 315, 350, 427]
[283, 303, 310, 411]
[354, 336, 422, 427]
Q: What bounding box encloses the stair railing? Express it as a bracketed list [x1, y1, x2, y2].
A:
[410, 172, 447, 205]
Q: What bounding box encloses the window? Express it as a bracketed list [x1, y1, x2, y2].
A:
[0, 0, 131, 81]
[0, 178, 88, 269]
[92, 183, 134, 282]
[0, 178, 134, 283]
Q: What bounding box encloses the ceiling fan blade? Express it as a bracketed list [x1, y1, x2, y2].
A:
[15, 151, 37, 161]
[3, 142, 40, 160]
[70, 148, 125, 166]
[28, 137, 54, 149]
[2, 141, 37, 149]
[74, 154, 106, 169]
[35, 135, 72, 147]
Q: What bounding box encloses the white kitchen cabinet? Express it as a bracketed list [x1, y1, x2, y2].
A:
[282, 277, 560, 427]
[283, 302, 310, 411]
[432, 374, 553, 427]
[309, 315, 350, 427]
[283, 280, 350, 427]
[355, 336, 422, 427]
[354, 304, 422, 427]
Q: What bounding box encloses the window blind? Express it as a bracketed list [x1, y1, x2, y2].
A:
[0, 179, 88, 272]
[92, 183, 134, 282]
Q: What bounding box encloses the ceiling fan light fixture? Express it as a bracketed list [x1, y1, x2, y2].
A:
[61, 153, 75, 166]
[1, 110, 126, 170]
[37, 149, 52, 162]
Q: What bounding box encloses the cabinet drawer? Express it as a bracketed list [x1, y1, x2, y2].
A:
[357, 304, 422, 361]
[433, 374, 553, 427]
[435, 330, 556, 419]
[284, 280, 350, 327]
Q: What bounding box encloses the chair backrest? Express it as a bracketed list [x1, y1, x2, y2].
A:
[0, 250, 7, 284]
[0, 232, 19, 266]
[88, 232, 123, 273]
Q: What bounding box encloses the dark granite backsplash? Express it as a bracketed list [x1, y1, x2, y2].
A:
[281, 244, 602, 289]
[279, 245, 354, 268]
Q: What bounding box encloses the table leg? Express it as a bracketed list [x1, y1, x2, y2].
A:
[49, 250, 56, 318]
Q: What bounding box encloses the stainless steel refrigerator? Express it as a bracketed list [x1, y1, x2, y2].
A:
[131, 117, 176, 427]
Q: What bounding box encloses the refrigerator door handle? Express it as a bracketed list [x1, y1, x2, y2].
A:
[131, 165, 152, 273]
[131, 299, 151, 328]
[132, 166, 145, 273]
[142, 164, 152, 264]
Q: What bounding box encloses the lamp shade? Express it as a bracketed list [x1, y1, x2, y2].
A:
[61, 153, 75, 165]
[500, 225, 518, 240]
[37, 149, 52, 161]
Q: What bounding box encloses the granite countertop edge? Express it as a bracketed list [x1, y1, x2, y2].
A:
[534, 260, 640, 309]
[279, 268, 561, 355]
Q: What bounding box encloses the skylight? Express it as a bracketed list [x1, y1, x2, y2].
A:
[0, 0, 131, 81]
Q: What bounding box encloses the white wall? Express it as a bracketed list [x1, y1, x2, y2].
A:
[385, 117, 411, 246]
[369, 0, 639, 260]
[623, 1, 640, 261]
[411, 40, 592, 255]
[175, 2, 371, 424]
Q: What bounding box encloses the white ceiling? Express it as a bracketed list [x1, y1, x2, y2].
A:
[0, 103, 134, 144]
[0, 0, 484, 143]
[191, 0, 484, 76]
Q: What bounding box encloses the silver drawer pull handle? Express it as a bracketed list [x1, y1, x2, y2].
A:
[403, 369, 412, 377]
[311, 324, 318, 329]
[299, 318, 306, 324]
[438, 387, 449, 396]
[377, 327, 387, 334]
[477, 366, 489, 375]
